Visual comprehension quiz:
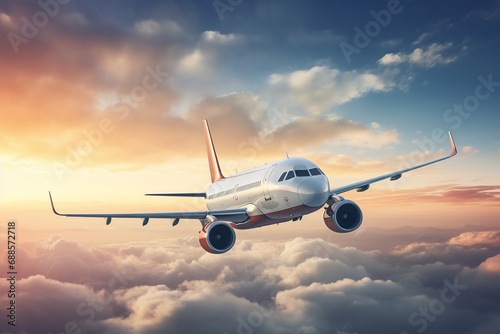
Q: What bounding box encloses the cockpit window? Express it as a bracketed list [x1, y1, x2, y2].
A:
[278, 172, 287, 182]
[295, 169, 310, 177]
[285, 171, 295, 180]
[309, 168, 321, 176]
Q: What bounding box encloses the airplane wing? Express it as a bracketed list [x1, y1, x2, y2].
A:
[145, 192, 206, 198]
[48, 192, 248, 226]
[330, 131, 457, 195]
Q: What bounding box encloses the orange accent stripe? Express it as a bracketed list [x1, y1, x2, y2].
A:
[231, 204, 320, 230]
[204, 119, 225, 183]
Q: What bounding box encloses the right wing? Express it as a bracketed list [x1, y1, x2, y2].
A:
[330, 131, 457, 195]
[49, 192, 248, 226]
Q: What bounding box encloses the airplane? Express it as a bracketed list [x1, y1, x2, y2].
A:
[50, 119, 457, 254]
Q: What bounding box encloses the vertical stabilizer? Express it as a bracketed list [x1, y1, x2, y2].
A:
[203, 119, 225, 183]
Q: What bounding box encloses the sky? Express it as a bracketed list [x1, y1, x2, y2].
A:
[0, 0, 499, 333]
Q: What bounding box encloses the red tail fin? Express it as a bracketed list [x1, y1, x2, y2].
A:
[203, 119, 225, 183]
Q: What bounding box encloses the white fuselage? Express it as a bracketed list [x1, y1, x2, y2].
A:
[205, 157, 330, 229]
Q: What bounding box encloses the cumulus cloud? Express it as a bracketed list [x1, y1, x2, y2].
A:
[16, 275, 122, 334]
[178, 48, 209, 74]
[268, 66, 392, 114]
[3, 228, 500, 334]
[479, 254, 500, 272]
[378, 42, 459, 68]
[449, 231, 500, 247]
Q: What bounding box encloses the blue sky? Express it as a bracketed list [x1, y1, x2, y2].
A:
[76, 0, 500, 155]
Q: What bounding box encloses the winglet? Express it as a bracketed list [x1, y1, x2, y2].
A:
[48, 191, 62, 216]
[203, 119, 225, 183]
[448, 131, 457, 157]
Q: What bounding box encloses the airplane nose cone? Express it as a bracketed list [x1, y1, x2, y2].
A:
[298, 178, 329, 207]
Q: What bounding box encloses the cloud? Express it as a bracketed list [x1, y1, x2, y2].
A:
[2, 5, 397, 170]
[134, 19, 183, 36]
[0, 11, 14, 28]
[412, 33, 430, 45]
[462, 145, 479, 154]
[0, 3, 192, 169]
[268, 66, 392, 114]
[378, 43, 459, 68]
[0, 3, 401, 172]
[178, 48, 209, 74]
[5, 227, 500, 334]
[202, 30, 241, 44]
[449, 231, 500, 248]
[16, 275, 122, 334]
[479, 254, 500, 272]
[465, 2, 500, 21]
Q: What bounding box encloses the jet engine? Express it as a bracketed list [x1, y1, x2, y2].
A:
[323, 198, 363, 233]
[199, 220, 236, 254]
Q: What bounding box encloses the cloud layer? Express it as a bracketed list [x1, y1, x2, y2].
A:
[2, 228, 499, 334]
[268, 66, 392, 114]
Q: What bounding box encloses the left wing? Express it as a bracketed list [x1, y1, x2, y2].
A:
[330, 131, 457, 195]
[145, 192, 206, 198]
[48, 192, 248, 226]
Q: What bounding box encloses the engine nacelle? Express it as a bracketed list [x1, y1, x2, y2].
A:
[199, 221, 236, 254]
[323, 199, 363, 233]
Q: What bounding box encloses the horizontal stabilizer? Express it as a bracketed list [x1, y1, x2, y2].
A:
[145, 192, 206, 198]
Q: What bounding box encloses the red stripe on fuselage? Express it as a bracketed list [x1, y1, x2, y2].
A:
[230, 204, 322, 229]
